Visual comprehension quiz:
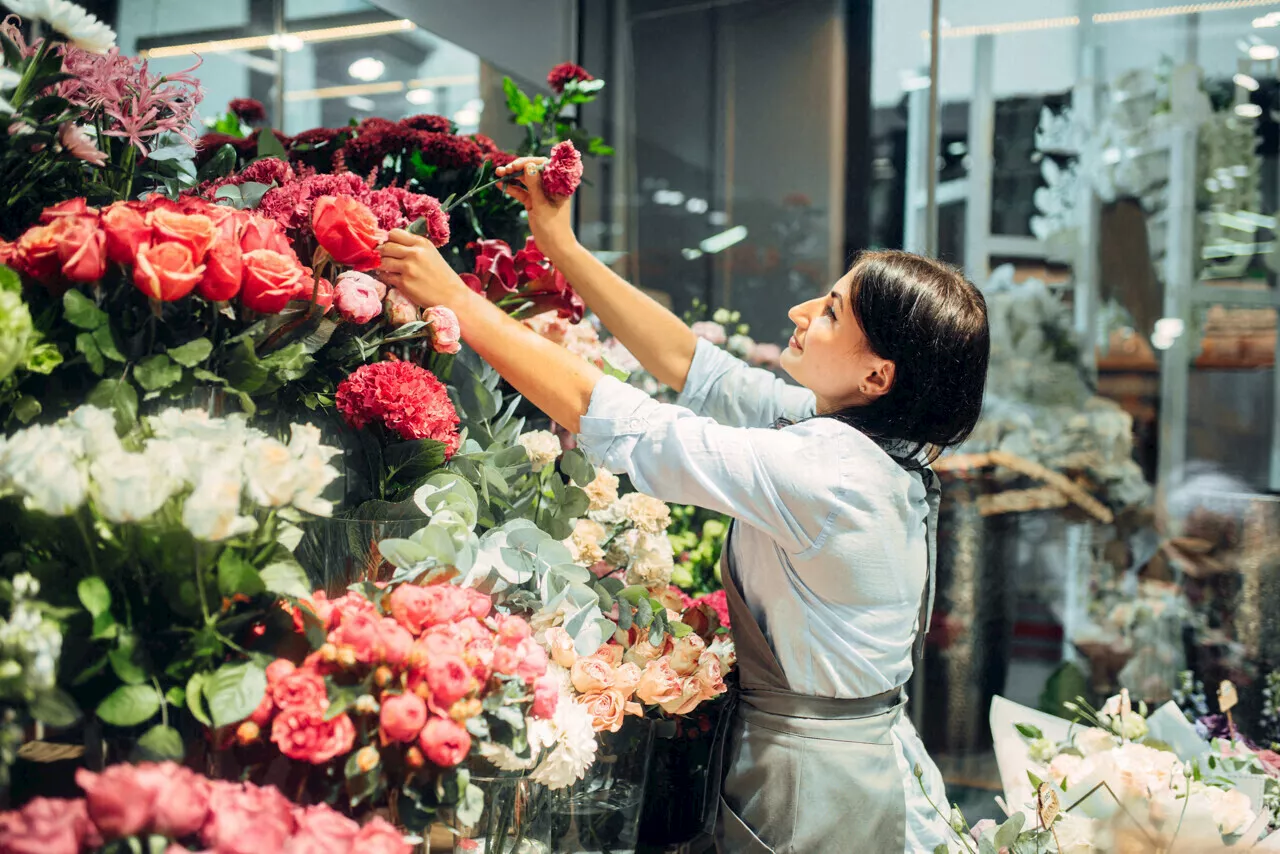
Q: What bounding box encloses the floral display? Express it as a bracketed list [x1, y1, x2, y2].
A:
[0, 761, 411, 854]
[0, 572, 68, 784]
[461, 236, 585, 322]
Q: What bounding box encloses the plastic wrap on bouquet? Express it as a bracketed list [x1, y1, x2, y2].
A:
[294, 516, 424, 593]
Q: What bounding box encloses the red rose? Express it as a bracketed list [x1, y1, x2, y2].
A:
[147, 208, 216, 261]
[201, 781, 296, 854]
[197, 238, 243, 301]
[0, 797, 96, 854]
[417, 716, 472, 768]
[133, 241, 205, 301]
[272, 667, 328, 713]
[312, 195, 385, 271]
[380, 692, 428, 743]
[14, 223, 60, 281]
[101, 203, 150, 265]
[240, 249, 304, 313]
[239, 216, 293, 255]
[353, 817, 412, 854]
[135, 762, 210, 838]
[270, 708, 356, 764]
[288, 805, 359, 854]
[49, 215, 106, 283]
[75, 765, 155, 839]
[423, 654, 474, 709]
[39, 197, 97, 223]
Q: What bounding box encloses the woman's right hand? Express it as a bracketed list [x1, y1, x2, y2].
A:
[495, 156, 578, 261]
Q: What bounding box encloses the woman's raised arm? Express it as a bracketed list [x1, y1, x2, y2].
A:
[497, 158, 698, 392]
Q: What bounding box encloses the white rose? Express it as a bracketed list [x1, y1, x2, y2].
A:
[1028, 737, 1058, 764]
[617, 492, 671, 534]
[1048, 752, 1085, 787]
[623, 530, 675, 588]
[580, 469, 619, 511]
[183, 460, 256, 541]
[242, 436, 300, 507]
[285, 424, 341, 516]
[64, 405, 121, 459]
[518, 430, 562, 473]
[0, 426, 88, 516]
[1109, 742, 1182, 798]
[567, 519, 607, 566]
[1054, 813, 1096, 854]
[89, 449, 179, 523]
[1074, 727, 1118, 756]
[1201, 786, 1255, 836]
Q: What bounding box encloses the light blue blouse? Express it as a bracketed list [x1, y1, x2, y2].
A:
[576, 338, 954, 852]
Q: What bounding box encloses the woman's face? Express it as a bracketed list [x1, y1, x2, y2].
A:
[779, 271, 895, 413]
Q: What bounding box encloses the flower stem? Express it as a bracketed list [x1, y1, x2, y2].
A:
[443, 175, 512, 214]
[9, 40, 49, 108]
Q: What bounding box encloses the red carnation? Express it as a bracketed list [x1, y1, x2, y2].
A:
[402, 114, 454, 134]
[416, 132, 483, 171]
[473, 133, 517, 168]
[692, 589, 730, 629]
[194, 132, 253, 166]
[335, 361, 461, 455]
[366, 187, 450, 247]
[228, 98, 267, 124]
[541, 141, 582, 199]
[342, 123, 423, 176]
[547, 63, 594, 94]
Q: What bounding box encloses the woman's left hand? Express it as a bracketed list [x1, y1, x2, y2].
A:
[377, 228, 468, 309]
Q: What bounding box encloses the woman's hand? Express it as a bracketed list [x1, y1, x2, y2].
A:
[496, 157, 577, 261]
[377, 229, 470, 309]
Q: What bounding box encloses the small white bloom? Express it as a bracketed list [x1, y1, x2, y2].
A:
[579, 468, 619, 512]
[617, 492, 671, 534]
[1027, 736, 1057, 764]
[1201, 785, 1255, 836]
[518, 430, 562, 473]
[529, 687, 598, 790]
[621, 529, 675, 588]
[5, 0, 116, 53]
[567, 518, 607, 566]
[89, 449, 178, 523]
[183, 460, 256, 541]
[1073, 727, 1118, 756]
[726, 333, 755, 359]
[1053, 813, 1096, 854]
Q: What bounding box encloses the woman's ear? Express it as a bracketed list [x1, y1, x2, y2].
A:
[862, 360, 895, 399]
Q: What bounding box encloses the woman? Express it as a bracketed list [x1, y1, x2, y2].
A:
[378, 158, 989, 853]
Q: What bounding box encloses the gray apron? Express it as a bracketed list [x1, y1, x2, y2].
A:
[714, 469, 941, 854]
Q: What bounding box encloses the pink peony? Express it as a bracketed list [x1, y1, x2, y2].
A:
[380, 691, 429, 743]
[426, 305, 462, 354]
[418, 716, 472, 768]
[0, 797, 97, 854]
[540, 140, 583, 199]
[388, 584, 468, 633]
[201, 781, 296, 854]
[287, 804, 359, 854]
[353, 817, 412, 854]
[75, 765, 154, 839]
[422, 655, 475, 709]
[137, 762, 211, 838]
[333, 270, 385, 324]
[383, 287, 419, 327]
[271, 709, 356, 765]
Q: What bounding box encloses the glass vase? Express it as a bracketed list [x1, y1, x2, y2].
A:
[435, 772, 552, 854]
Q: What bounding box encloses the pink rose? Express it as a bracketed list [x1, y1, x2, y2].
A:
[383, 287, 419, 327]
[670, 634, 706, 677]
[496, 614, 532, 647]
[272, 668, 329, 713]
[426, 305, 462, 354]
[418, 716, 472, 767]
[545, 627, 577, 668]
[135, 762, 211, 838]
[614, 662, 642, 701]
[463, 587, 492, 620]
[332, 270, 384, 324]
[271, 709, 356, 764]
[380, 692, 428, 743]
[147, 208, 216, 261]
[0, 797, 96, 854]
[571, 656, 616, 694]
[202, 781, 296, 854]
[635, 658, 682, 706]
[379, 618, 413, 667]
[412, 625, 464, 662]
[286, 805, 359, 854]
[463, 634, 496, 684]
[388, 584, 467, 634]
[591, 644, 624, 668]
[423, 654, 474, 709]
[494, 637, 546, 685]
[353, 817, 411, 854]
[329, 610, 386, 664]
[660, 676, 704, 715]
[239, 216, 293, 255]
[76, 764, 154, 839]
[240, 249, 304, 313]
[133, 241, 205, 301]
[579, 689, 627, 733]
[693, 651, 726, 700]
[532, 675, 559, 719]
[48, 215, 106, 283]
[313, 195, 385, 271]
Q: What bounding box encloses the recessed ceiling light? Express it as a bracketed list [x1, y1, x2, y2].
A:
[405, 87, 434, 105]
[1235, 103, 1263, 118]
[1234, 72, 1261, 91]
[453, 107, 480, 126]
[1249, 43, 1279, 60]
[348, 57, 385, 82]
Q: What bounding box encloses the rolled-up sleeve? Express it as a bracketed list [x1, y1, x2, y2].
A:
[577, 376, 839, 554]
[675, 338, 816, 428]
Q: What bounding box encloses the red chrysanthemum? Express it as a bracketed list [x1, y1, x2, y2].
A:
[692, 589, 730, 629]
[341, 124, 423, 176]
[229, 98, 267, 123]
[416, 132, 484, 171]
[547, 63, 594, 94]
[367, 187, 450, 247]
[540, 140, 582, 199]
[402, 114, 454, 134]
[335, 361, 461, 454]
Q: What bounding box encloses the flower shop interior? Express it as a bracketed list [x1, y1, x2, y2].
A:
[2, 0, 1280, 851]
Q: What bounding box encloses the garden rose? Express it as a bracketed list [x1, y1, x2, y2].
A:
[379, 618, 413, 667]
[272, 667, 328, 712]
[147, 208, 215, 260]
[101, 202, 149, 264]
[132, 241, 205, 301]
[266, 658, 297, 685]
[533, 674, 559, 718]
[660, 676, 704, 715]
[463, 587, 492, 620]
[330, 610, 386, 664]
[693, 651, 726, 700]
[579, 689, 627, 733]
[353, 817, 412, 854]
[241, 249, 304, 313]
[426, 305, 461, 354]
[380, 692, 428, 743]
[141, 764, 210, 838]
[571, 655, 615, 694]
[418, 716, 472, 767]
[333, 269, 385, 323]
[591, 643, 624, 668]
[198, 239, 243, 301]
[271, 708, 356, 764]
[624, 636, 670, 667]
[75, 765, 154, 838]
[388, 583, 467, 633]
[50, 215, 106, 282]
[496, 613, 532, 647]
[239, 216, 293, 255]
[0, 797, 95, 854]
[494, 637, 547, 685]
[201, 781, 296, 854]
[635, 658, 682, 706]
[544, 626, 577, 668]
[424, 654, 474, 708]
[288, 805, 360, 854]
[313, 195, 385, 271]
[614, 662, 643, 700]
[383, 287, 418, 327]
[670, 634, 706, 677]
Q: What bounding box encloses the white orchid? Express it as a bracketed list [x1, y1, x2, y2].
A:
[5, 0, 116, 53]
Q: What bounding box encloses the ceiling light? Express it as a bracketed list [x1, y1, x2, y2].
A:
[1234, 72, 1261, 91]
[463, 98, 485, 112]
[708, 211, 728, 226]
[699, 226, 748, 254]
[348, 57, 385, 82]
[1235, 103, 1263, 117]
[686, 197, 709, 214]
[139, 19, 415, 59]
[405, 88, 434, 105]
[1250, 43, 1280, 59]
[452, 107, 480, 126]
[931, 1, 1280, 39]
[681, 248, 704, 260]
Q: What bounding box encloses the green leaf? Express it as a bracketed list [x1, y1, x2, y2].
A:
[204, 661, 267, 728]
[108, 633, 148, 685]
[239, 181, 272, 209]
[456, 781, 485, 826]
[92, 324, 125, 362]
[196, 143, 237, 182]
[168, 337, 213, 367]
[670, 621, 693, 638]
[134, 354, 183, 391]
[12, 395, 41, 423]
[87, 378, 138, 430]
[0, 264, 17, 293]
[166, 686, 186, 707]
[29, 688, 81, 728]
[259, 554, 311, 599]
[1016, 723, 1044, 741]
[63, 289, 106, 329]
[185, 673, 211, 726]
[561, 448, 594, 487]
[635, 597, 654, 629]
[75, 332, 104, 375]
[256, 129, 287, 161]
[993, 813, 1026, 849]
[97, 684, 162, 727]
[217, 550, 266, 598]
[78, 577, 111, 617]
[147, 142, 196, 162]
[133, 724, 185, 761]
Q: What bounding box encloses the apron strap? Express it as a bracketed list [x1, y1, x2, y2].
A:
[912, 467, 941, 668]
[718, 524, 790, 692]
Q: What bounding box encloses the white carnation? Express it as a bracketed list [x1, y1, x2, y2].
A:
[89, 449, 179, 523]
[622, 529, 675, 588]
[567, 518, 607, 566]
[617, 492, 671, 534]
[518, 430, 562, 473]
[579, 468, 619, 511]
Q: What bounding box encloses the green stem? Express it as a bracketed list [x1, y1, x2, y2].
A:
[119, 144, 137, 200]
[9, 40, 50, 108]
[194, 543, 212, 623]
[153, 676, 168, 728]
[442, 174, 511, 214]
[74, 510, 99, 577]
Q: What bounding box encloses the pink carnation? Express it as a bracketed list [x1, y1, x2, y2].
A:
[367, 186, 450, 247]
[540, 140, 583, 199]
[333, 270, 386, 324]
[692, 589, 730, 629]
[426, 305, 462, 354]
[335, 361, 462, 455]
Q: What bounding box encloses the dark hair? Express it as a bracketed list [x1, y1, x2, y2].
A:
[825, 249, 989, 463]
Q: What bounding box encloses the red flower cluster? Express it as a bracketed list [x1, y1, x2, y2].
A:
[228, 97, 267, 124]
[0, 762, 409, 854]
[540, 140, 583, 200]
[460, 236, 585, 323]
[691, 589, 731, 629]
[245, 583, 552, 773]
[194, 128, 290, 166]
[401, 114, 454, 134]
[339, 116, 507, 177]
[6, 196, 329, 313]
[335, 360, 462, 453]
[547, 62, 594, 94]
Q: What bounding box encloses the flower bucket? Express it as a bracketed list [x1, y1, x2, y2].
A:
[636, 694, 733, 847]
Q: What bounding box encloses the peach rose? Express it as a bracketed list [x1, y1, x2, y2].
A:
[50, 215, 106, 283]
[312, 195, 385, 271]
[623, 637, 668, 668]
[635, 658, 682, 706]
[101, 203, 149, 264]
[133, 241, 205, 301]
[197, 238, 243, 301]
[591, 643, 625, 668]
[659, 676, 704, 715]
[614, 662, 642, 701]
[544, 626, 577, 668]
[240, 249, 304, 313]
[579, 689, 627, 733]
[239, 216, 293, 255]
[670, 634, 705, 677]
[571, 656, 615, 694]
[693, 651, 726, 700]
[147, 208, 216, 261]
